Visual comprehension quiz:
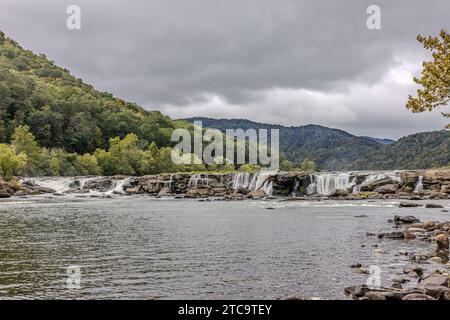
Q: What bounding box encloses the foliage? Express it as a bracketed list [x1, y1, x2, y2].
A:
[0, 143, 26, 179]
[406, 30, 450, 127]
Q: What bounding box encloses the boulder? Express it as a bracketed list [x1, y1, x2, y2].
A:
[402, 293, 435, 300]
[425, 203, 444, 209]
[83, 178, 114, 190]
[398, 202, 422, 208]
[403, 265, 423, 278]
[374, 184, 399, 194]
[328, 189, 349, 197]
[394, 215, 420, 224]
[419, 271, 449, 287]
[248, 189, 267, 199]
[158, 187, 172, 196]
[377, 231, 404, 240]
[436, 234, 449, 252]
[234, 186, 249, 195]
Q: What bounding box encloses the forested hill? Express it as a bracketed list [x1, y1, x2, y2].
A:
[0, 30, 189, 154]
[184, 117, 450, 170]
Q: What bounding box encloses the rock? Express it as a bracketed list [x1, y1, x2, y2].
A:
[248, 189, 267, 199]
[377, 231, 404, 240]
[403, 230, 416, 240]
[419, 270, 449, 287]
[429, 192, 448, 200]
[374, 249, 385, 255]
[399, 202, 422, 208]
[394, 215, 420, 224]
[0, 191, 11, 198]
[365, 292, 387, 300]
[430, 256, 444, 264]
[374, 184, 399, 194]
[441, 185, 450, 194]
[328, 189, 349, 197]
[234, 186, 249, 195]
[83, 178, 115, 190]
[424, 285, 450, 299]
[344, 285, 370, 298]
[285, 295, 304, 300]
[425, 203, 444, 208]
[403, 265, 423, 278]
[356, 267, 370, 274]
[158, 187, 172, 196]
[390, 282, 403, 289]
[402, 293, 435, 300]
[436, 234, 449, 252]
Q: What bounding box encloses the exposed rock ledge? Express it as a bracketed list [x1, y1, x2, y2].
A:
[2, 169, 450, 199]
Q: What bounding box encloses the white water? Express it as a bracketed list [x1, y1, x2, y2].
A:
[230, 171, 276, 196]
[414, 176, 424, 193]
[306, 171, 402, 196]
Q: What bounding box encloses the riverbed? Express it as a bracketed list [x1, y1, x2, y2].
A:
[0, 195, 449, 299]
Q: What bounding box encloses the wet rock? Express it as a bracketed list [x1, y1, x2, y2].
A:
[374, 184, 399, 194]
[402, 293, 435, 300]
[233, 186, 249, 195]
[0, 191, 11, 198]
[403, 230, 416, 240]
[403, 265, 423, 278]
[394, 215, 420, 224]
[399, 202, 422, 208]
[435, 234, 449, 252]
[377, 231, 404, 240]
[328, 189, 349, 197]
[344, 285, 370, 298]
[248, 189, 267, 199]
[365, 292, 387, 300]
[425, 203, 444, 208]
[83, 178, 114, 191]
[158, 187, 172, 196]
[419, 270, 449, 287]
[423, 285, 450, 299]
[428, 192, 448, 200]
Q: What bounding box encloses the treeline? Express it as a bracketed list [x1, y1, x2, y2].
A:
[1, 125, 265, 180]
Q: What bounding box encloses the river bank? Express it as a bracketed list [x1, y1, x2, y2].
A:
[2, 169, 450, 201]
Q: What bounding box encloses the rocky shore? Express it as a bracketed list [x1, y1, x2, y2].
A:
[345, 214, 450, 300]
[0, 177, 56, 198]
[1, 169, 450, 200]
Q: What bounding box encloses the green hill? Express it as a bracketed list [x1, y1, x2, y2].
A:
[0, 30, 188, 154]
[184, 117, 450, 170]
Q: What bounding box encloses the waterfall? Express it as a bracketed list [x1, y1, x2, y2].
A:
[164, 174, 174, 191]
[291, 179, 300, 196]
[232, 172, 252, 190]
[306, 173, 355, 195]
[109, 177, 131, 194]
[306, 171, 402, 195]
[188, 174, 210, 188]
[414, 176, 424, 193]
[230, 171, 275, 196]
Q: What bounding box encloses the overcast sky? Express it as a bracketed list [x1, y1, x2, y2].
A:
[1, 0, 449, 139]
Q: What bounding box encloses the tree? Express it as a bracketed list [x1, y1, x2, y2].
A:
[0, 143, 27, 179]
[74, 153, 101, 176]
[407, 30, 450, 127]
[11, 125, 43, 175]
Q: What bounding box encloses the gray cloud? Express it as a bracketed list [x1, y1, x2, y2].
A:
[1, 0, 449, 138]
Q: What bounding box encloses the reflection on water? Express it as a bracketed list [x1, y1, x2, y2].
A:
[0, 196, 448, 299]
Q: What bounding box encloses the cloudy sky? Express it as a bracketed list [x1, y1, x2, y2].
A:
[1, 0, 449, 139]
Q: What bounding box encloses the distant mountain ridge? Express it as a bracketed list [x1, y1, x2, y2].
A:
[184, 117, 450, 170]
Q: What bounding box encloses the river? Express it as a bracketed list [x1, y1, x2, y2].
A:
[0, 195, 449, 299]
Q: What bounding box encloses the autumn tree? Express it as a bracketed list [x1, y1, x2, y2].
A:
[407, 30, 450, 127]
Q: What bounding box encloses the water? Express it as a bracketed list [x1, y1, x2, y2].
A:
[0, 195, 449, 300]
